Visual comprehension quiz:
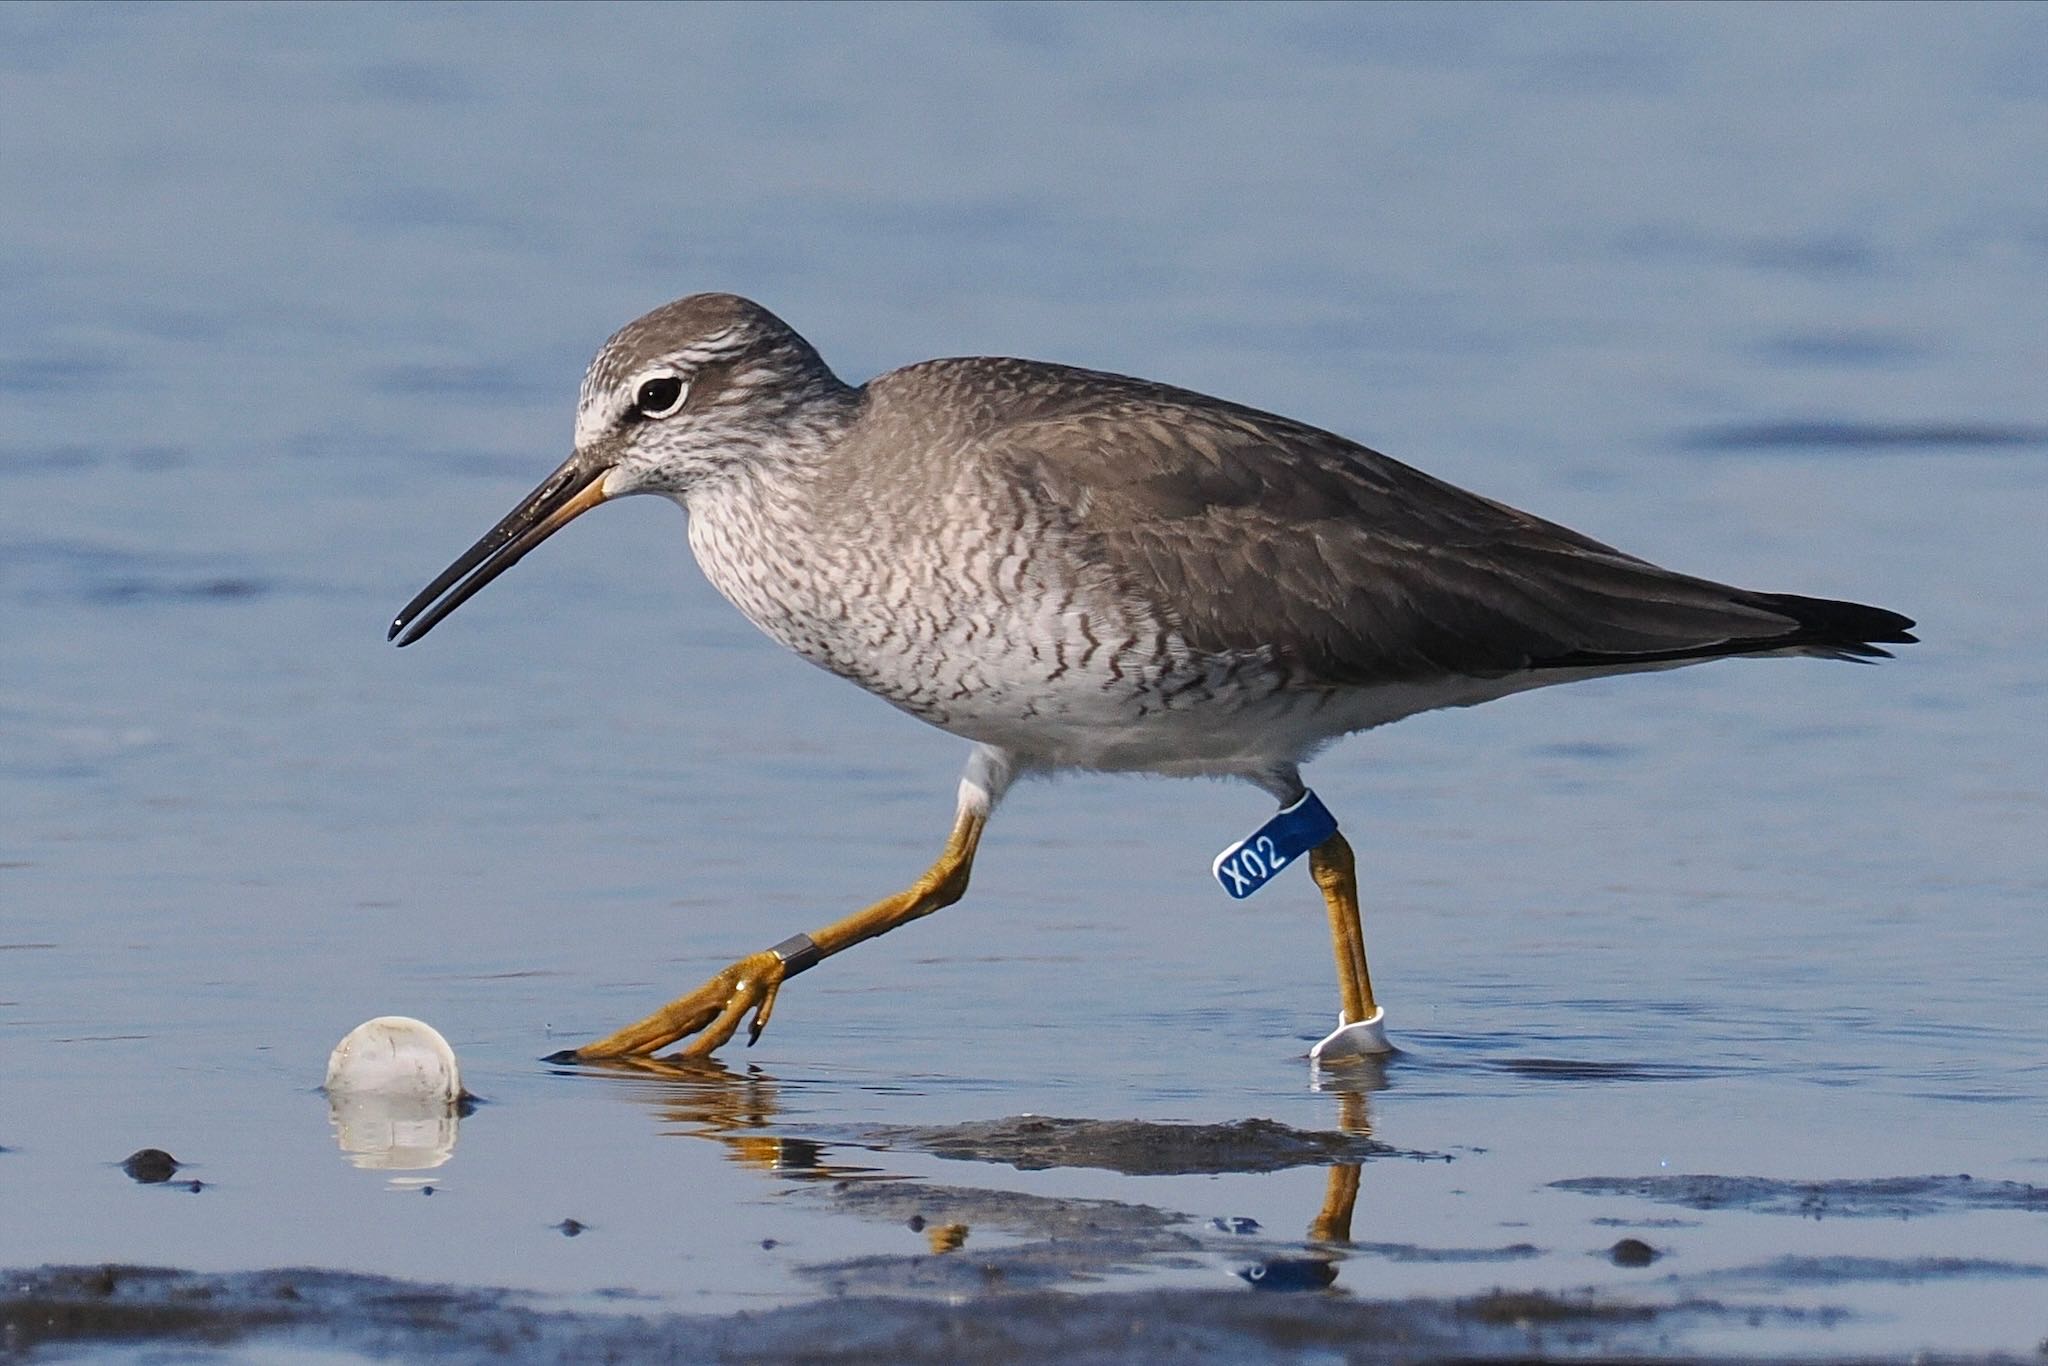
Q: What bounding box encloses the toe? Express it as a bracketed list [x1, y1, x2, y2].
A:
[746, 980, 784, 1047]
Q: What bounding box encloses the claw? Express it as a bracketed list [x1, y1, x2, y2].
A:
[746, 980, 783, 1047]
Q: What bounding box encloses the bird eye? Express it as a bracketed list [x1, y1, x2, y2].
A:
[633, 374, 688, 419]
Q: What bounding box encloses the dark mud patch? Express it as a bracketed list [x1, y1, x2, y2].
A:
[1455, 1289, 1654, 1326]
[1696, 1255, 2048, 1286]
[1553, 1173, 2048, 1218]
[821, 1177, 1184, 1239]
[799, 1232, 1209, 1296]
[0, 1265, 480, 1361]
[798, 1178, 1200, 1294]
[857, 1115, 1428, 1175]
[802, 1177, 1545, 1295]
[0, 1264, 1845, 1364]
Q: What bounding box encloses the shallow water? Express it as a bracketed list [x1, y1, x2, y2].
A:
[3, 4, 2045, 1359]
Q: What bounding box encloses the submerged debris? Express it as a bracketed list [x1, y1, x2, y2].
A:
[120, 1150, 180, 1184]
[1609, 1238, 1659, 1267]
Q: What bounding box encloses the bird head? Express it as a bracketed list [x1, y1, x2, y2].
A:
[388, 293, 845, 646]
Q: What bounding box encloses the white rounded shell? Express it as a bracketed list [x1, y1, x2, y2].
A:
[324, 1016, 462, 1101]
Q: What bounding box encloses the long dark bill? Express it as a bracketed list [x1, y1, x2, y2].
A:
[388, 452, 612, 647]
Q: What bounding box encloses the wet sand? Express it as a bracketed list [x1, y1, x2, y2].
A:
[5, 1251, 2032, 1364]
[8, 1118, 2042, 1362]
[0, 1263, 1726, 1363]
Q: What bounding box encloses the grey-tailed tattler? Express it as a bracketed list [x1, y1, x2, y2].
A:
[389, 293, 1915, 1065]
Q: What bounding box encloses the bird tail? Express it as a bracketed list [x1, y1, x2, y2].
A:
[1528, 589, 1919, 671]
[1741, 592, 1918, 661]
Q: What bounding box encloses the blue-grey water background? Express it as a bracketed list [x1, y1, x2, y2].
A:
[2, 2, 2044, 1356]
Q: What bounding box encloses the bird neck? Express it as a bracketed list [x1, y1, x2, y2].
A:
[680, 445, 858, 673]
[722, 372, 862, 483]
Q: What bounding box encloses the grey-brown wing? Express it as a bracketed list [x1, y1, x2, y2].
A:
[979, 381, 1887, 685]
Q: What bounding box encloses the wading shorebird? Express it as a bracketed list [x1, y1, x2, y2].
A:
[390, 294, 1915, 1064]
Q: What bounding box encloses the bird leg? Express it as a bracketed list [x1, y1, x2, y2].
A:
[558, 803, 989, 1061]
[1310, 832, 1379, 1027]
[1309, 1163, 1362, 1243]
[1308, 1086, 1372, 1243]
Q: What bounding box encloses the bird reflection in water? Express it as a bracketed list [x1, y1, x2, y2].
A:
[569, 1055, 840, 1177]
[1308, 1066, 1383, 1246]
[575, 1057, 967, 1255]
[1235, 1058, 1386, 1290]
[568, 1052, 1390, 1272]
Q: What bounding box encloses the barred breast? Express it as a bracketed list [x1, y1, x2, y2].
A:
[680, 446, 1325, 778]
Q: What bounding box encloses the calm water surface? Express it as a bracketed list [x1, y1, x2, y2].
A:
[3, 4, 2044, 1357]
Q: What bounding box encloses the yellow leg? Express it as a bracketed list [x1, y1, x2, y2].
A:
[1309, 1164, 1361, 1244]
[925, 1223, 970, 1254]
[1310, 832, 1378, 1026]
[1308, 1086, 1372, 1243]
[560, 805, 988, 1061]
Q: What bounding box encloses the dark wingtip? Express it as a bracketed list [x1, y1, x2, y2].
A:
[1531, 594, 1918, 673]
[1754, 593, 1918, 649]
[541, 1049, 585, 1065]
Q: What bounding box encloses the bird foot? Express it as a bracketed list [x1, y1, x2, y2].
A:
[553, 950, 788, 1061]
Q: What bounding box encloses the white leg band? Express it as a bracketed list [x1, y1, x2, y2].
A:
[1309, 1007, 1392, 1061]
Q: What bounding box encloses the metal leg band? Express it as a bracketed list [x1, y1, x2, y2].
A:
[770, 933, 823, 978]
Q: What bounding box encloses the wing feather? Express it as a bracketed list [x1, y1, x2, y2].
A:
[959, 367, 1896, 684]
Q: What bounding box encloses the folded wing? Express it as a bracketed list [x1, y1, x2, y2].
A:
[983, 371, 1916, 686]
